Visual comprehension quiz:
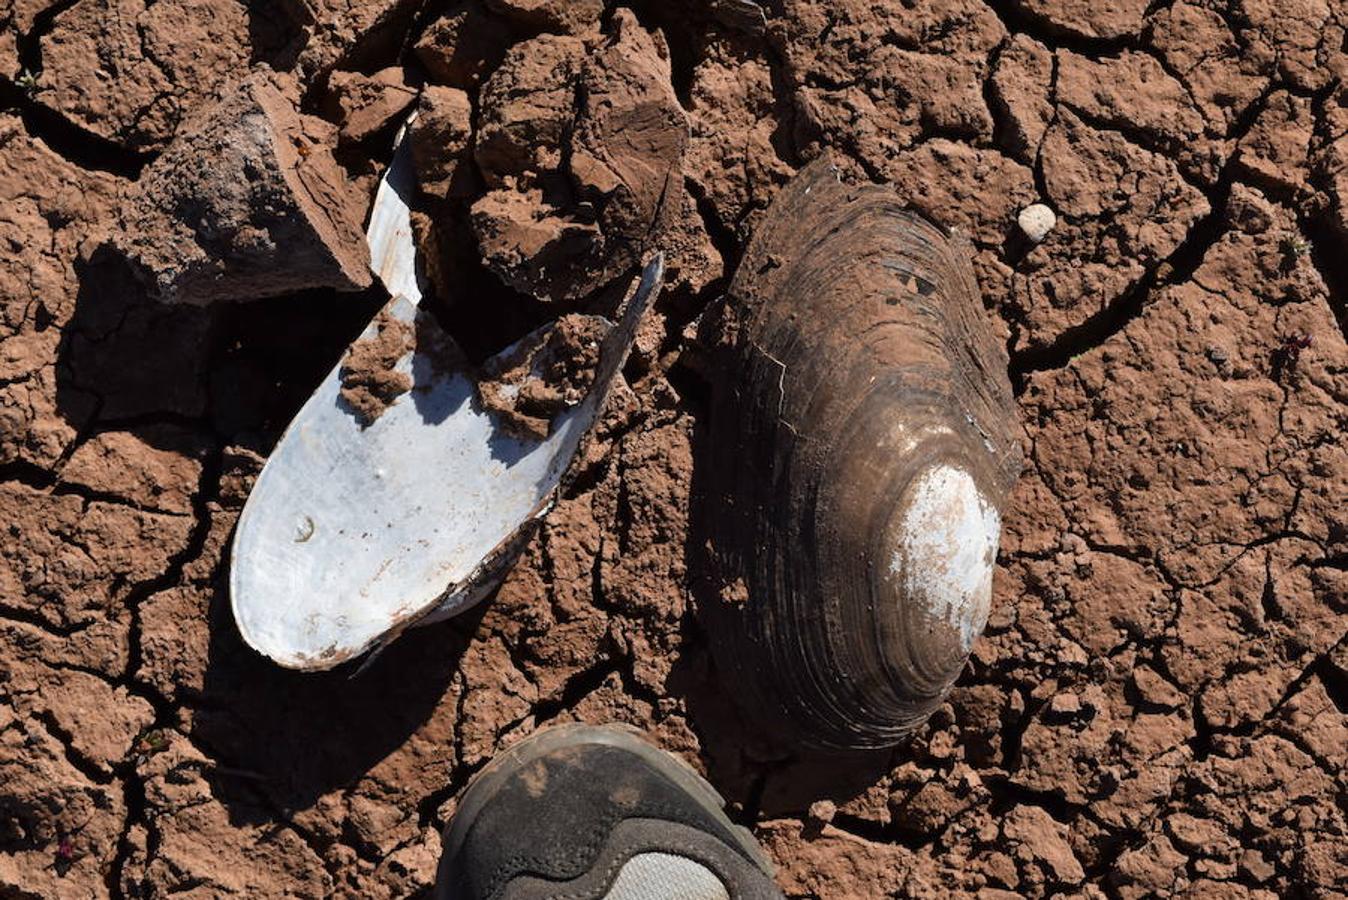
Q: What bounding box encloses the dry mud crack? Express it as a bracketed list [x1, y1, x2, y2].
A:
[2, 0, 1347, 897]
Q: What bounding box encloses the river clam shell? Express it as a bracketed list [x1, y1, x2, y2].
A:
[229, 129, 663, 670]
[696, 158, 1021, 750]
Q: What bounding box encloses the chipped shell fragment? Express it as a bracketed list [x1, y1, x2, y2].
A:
[228, 165, 668, 668]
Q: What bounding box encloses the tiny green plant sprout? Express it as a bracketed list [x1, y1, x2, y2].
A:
[1279, 233, 1310, 270]
[134, 727, 170, 757]
[15, 68, 38, 97]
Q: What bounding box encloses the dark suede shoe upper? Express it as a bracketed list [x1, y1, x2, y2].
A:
[437, 729, 782, 900]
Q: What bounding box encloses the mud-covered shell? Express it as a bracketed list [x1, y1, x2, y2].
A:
[696, 158, 1022, 750]
[229, 129, 664, 670]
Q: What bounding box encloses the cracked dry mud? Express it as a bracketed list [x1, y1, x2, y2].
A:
[1, 0, 1346, 897]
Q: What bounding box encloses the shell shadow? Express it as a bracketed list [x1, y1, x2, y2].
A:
[56, 243, 463, 826]
[195, 587, 480, 827]
[55, 244, 389, 450]
[665, 611, 901, 821]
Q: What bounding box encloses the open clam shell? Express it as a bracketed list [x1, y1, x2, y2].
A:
[230, 129, 663, 670]
[696, 158, 1021, 750]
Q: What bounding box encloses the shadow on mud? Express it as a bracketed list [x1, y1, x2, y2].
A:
[195, 594, 481, 827]
[54, 243, 471, 824]
[665, 616, 900, 821]
[55, 245, 390, 445]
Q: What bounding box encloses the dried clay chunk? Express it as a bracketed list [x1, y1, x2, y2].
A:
[114, 69, 372, 306]
[470, 10, 687, 300]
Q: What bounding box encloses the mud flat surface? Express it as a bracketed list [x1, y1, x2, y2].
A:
[1, 0, 1346, 897]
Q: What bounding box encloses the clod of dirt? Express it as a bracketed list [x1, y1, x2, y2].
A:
[1235, 91, 1313, 195]
[987, 35, 1054, 165]
[37, 0, 255, 151]
[469, 10, 687, 301]
[112, 70, 372, 306]
[1003, 805, 1085, 886]
[339, 308, 414, 426]
[323, 67, 418, 146]
[683, 43, 795, 241]
[414, 0, 515, 90]
[1015, 0, 1150, 40]
[476, 314, 607, 441]
[1017, 203, 1056, 243]
[60, 426, 206, 515]
[484, 0, 603, 33]
[807, 799, 838, 825]
[281, 0, 424, 83]
[410, 86, 476, 201]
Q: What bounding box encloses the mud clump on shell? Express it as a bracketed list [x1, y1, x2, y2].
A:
[694, 158, 1022, 751]
[477, 314, 608, 441]
[339, 309, 415, 426]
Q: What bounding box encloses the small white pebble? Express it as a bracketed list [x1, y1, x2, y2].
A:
[1017, 203, 1056, 243]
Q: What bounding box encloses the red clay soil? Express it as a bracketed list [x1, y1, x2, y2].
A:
[2, 0, 1347, 898]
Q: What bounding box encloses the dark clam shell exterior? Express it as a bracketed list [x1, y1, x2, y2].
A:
[695, 158, 1022, 750]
